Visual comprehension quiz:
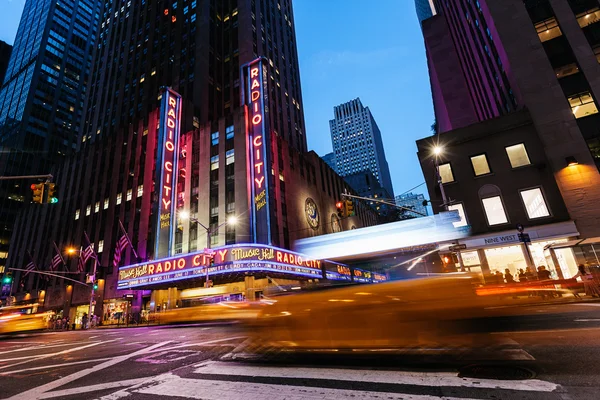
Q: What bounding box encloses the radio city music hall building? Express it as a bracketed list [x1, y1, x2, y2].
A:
[5, 0, 380, 320]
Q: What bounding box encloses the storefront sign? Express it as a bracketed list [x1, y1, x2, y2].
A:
[154, 88, 182, 259]
[353, 268, 373, 283]
[243, 58, 271, 244]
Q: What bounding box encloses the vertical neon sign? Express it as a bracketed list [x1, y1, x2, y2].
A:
[154, 87, 182, 259]
[243, 58, 271, 244]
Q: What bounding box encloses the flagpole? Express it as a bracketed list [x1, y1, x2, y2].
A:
[83, 231, 98, 326]
[119, 219, 139, 260]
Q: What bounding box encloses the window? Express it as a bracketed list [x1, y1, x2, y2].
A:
[569, 92, 599, 119]
[94, 202, 100, 213]
[448, 203, 468, 228]
[576, 8, 600, 28]
[226, 125, 234, 139]
[211, 131, 219, 146]
[482, 196, 509, 225]
[226, 149, 234, 165]
[470, 154, 491, 176]
[75, 209, 80, 220]
[86, 205, 91, 216]
[116, 193, 122, 205]
[126, 189, 132, 201]
[210, 155, 219, 170]
[98, 240, 104, 253]
[506, 143, 531, 168]
[520, 188, 550, 219]
[137, 184, 144, 197]
[535, 17, 562, 42]
[104, 198, 109, 209]
[438, 163, 454, 183]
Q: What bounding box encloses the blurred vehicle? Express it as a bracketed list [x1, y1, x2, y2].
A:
[245, 274, 525, 352]
[0, 305, 48, 334]
[159, 300, 267, 325]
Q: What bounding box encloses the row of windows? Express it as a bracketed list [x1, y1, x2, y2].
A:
[74, 185, 143, 219]
[438, 143, 531, 183]
[450, 186, 550, 228]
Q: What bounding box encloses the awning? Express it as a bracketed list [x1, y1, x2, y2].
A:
[547, 239, 583, 249]
[579, 237, 600, 245]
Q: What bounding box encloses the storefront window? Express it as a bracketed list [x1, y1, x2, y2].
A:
[555, 248, 578, 278]
[484, 245, 527, 276]
[461, 251, 480, 266]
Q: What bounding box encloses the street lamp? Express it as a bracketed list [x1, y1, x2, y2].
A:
[178, 211, 238, 287]
[432, 145, 448, 211]
[65, 246, 97, 326]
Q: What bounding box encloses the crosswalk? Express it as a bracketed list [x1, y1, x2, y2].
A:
[92, 359, 565, 400]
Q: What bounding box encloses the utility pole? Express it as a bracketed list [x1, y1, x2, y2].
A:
[340, 193, 427, 217]
[0, 174, 53, 181]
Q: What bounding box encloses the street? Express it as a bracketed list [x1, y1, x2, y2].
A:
[1, 301, 600, 399]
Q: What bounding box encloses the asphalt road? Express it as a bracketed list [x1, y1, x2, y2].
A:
[1, 301, 600, 400]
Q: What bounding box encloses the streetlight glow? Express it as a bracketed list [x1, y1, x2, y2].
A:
[227, 216, 238, 225]
[179, 210, 190, 220]
[66, 247, 77, 255]
[433, 146, 443, 156]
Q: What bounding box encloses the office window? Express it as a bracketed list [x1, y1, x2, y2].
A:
[210, 155, 219, 170]
[226, 149, 235, 165]
[116, 193, 122, 205]
[137, 184, 143, 197]
[576, 8, 600, 28]
[86, 205, 91, 216]
[126, 189, 132, 201]
[211, 131, 219, 146]
[569, 92, 598, 119]
[226, 125, 234, 139]
[535, 17, 562, 42]
[448, 203, 468, 228]
[94, 202, 100, 213]
[75, 209, 80, 220]
[438, 163, 454, 183]
[470, 154, 491, 176]
[506, 143, 531, 168]
[98, 240, 104, 253]
[104, 198, 109, 209]
[520, 188, 550, 219]
[482, 196, 508, 225]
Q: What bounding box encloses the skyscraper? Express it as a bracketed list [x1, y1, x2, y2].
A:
[321, 152, 336, 171]
[395, 192, 428, 218]
[418, 0, 600, 239]
[0, 41, 12, 85]
[0, 0, 101, 152]
[329, 98, 394, 198]
[414, 0, 437, 23]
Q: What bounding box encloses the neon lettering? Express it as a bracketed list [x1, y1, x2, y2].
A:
[253, 136, 263, 147]
[166, 141, 175, 151]
[255, 176, 265, 188]
[252, 114, 262, 125]
[251, 91, 260, 101]
[165, 161, 173, 172]
[250, 67, 259, 78]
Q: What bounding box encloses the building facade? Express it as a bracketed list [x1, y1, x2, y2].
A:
[3, 1, 380, 318]
[395, 192, 429, 218]
[415, 0, 437, 24]
[321, 152, 336, 171]
[329, 98, 395, 198]
[417, 0, 600, 280]
[0, 41, 12, 84]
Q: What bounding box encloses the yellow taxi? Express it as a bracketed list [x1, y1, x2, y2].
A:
[0, 306, 48, 334]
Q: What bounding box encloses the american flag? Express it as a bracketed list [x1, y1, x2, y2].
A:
[23, 260, 35, 277]
[77, 232, 97, 273]
[50, 242, 64, 271]
[112, 234, 129, 268]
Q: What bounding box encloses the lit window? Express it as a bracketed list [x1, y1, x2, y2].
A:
[470, 154, 491, 176]
[438, 163, 455, 183]
[482, 196, 508, 225]
[448, 203, 468, 228]
[116, 193, 122, 205]
[535, 17, 562, 42]
[226, 150, 234, 165]
[86, 205, 91, 216]
[75, 209, 80, 220]
[127, 189, 133, 201]
[211, 131, 219, 146]
[569, 92, 599, 119]
[137, 184, 143, 197]
[104, 198, 109, 209]
[505, 143, 531, 168]
[98, 240, 104, 253]
[520, 188, 550, 219]
[210, 155, 219, 170]
[226, 125, 234, 139]
[576, 8, 600, 28]
[94, 202, 100, 213]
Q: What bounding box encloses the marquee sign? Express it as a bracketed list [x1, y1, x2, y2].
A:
[154, 88, 182, 259]
[242, 58, 271, 244]
[118, 244, 327, 289]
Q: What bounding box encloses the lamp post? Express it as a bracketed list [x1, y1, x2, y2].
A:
[433, 146, 448, 211]
[179, 211, 237, 287]
[66, 246, 97, 327]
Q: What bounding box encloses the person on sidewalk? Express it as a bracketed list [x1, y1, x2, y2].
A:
[82, 313, 88, 330]
[504, 269, 515, 284]
[574, 264, 600, 298]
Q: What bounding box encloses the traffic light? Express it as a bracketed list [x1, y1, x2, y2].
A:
[46, 183, 58, 204]
[2, 273, 12, 284]
[345, 200, 355, 217]
[31, 183, 45, 204]
[336, 201, 345, 218]
[93, 283, 99, 290]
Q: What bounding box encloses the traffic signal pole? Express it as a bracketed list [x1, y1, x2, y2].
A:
[340, 193, 428, 217]
[0, 174, 53, 181]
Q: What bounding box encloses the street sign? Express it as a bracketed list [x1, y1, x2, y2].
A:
[449, 244, 467, 251]
[85, 274, 95, 284]
[518, 233, 531, 243]
[123, 294, 134, 299]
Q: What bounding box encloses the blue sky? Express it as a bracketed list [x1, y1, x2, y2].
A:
[0, 0, 433, 197]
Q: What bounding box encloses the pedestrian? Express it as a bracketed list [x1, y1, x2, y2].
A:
[538, 266, 552, 280]
[525, 267, 536, 281]
[62, 317, 67, 330]
[495, 270, 505, 284]
[574, 264, 600, 298]
[65, 316, 70, 330]
[518, 268, 527, 283]
[91, 314, 98, 328]
[504, 268, 515, 284]
[82, 313, 88, 330]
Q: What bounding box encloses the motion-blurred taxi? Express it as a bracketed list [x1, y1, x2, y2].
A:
[159, 300, 266, 325]
[245, 274, 508, 351]
[0, 307, 48, 334]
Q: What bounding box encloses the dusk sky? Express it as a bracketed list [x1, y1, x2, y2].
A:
[0, 0, 433, 198]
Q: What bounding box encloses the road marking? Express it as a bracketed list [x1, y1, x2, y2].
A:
[135, 374, 482, 400]
[147, 336, 246, 353]
[193, 361, 558, 392]
[0, 343, 76, 356]
[576, 303, 600, 307]
[0, 341, 112, 371]
[0, 358, 112, 375]
[4, 341, 173, 400]
[574, 319, 600, 322]
[39, 378, 148, 399]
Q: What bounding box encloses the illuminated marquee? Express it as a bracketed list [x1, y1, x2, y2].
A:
[154, 88, 182, 259]
[243, 58, 271, 244]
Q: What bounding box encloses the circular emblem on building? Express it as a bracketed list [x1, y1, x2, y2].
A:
[331, 214, 341, 233]
[305, 198, 320, 230]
